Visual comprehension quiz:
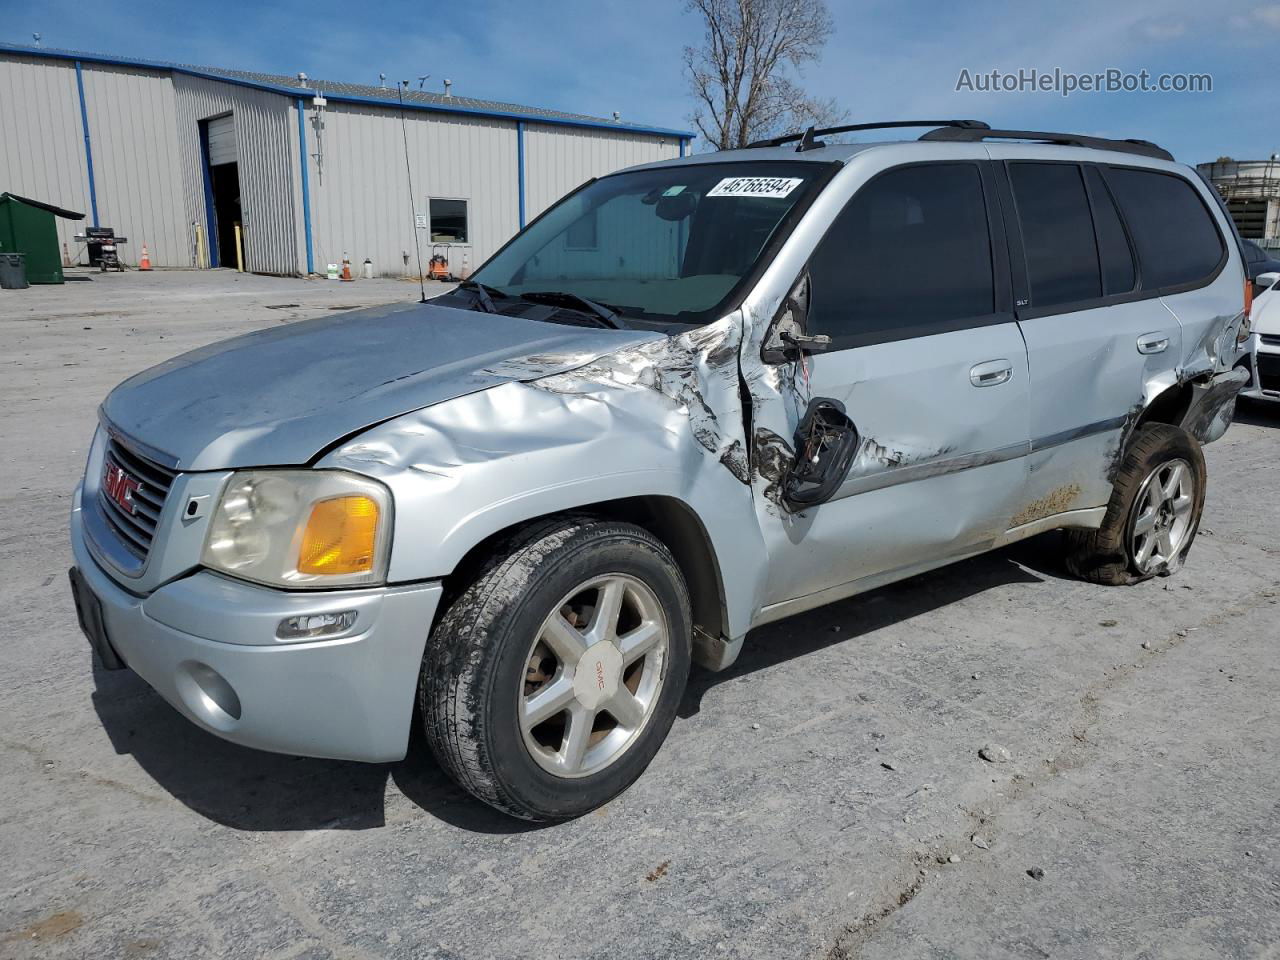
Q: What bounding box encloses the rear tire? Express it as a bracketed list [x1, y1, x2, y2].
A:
[419, 516, 692, 821]
[1065, 424, 1206, 585]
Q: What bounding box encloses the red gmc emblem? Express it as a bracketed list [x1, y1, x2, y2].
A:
[103, 461, 141, 515]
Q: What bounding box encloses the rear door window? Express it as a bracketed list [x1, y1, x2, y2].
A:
[1009, 163, 1101, 308]
[1104, 168, 1225, 289]
[806, 163, 995, 347]
[1084, 167, 1136, 296]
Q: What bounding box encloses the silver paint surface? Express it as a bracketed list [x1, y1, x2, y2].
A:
[75, 138, 1249, 763]
[100, 300, 661, 470]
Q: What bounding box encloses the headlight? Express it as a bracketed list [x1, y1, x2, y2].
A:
[201, 470, 392, 588]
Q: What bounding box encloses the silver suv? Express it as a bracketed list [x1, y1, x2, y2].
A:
[70, 121, 1250, 821]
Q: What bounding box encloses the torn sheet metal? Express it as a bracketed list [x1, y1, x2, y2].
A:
[321, 313, 771, 641]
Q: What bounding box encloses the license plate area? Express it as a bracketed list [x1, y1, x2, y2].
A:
[68, 567, 125, 670]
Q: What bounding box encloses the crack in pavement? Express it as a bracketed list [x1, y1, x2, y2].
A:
[821, 578, 1280, 959]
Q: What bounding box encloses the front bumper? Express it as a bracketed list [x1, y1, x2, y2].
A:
[71, 497, 443, 762]
[1239, 334, 1280, 403]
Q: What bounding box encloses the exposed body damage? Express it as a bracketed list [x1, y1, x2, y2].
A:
[322, 313, 771, 647]
[69, 129, 1252, 788]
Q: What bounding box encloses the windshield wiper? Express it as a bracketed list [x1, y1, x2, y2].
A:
[517, 290, 629, 329]
[456, 280, 508, 314]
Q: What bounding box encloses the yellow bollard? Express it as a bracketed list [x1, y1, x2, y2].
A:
[234, 223, 245, 273]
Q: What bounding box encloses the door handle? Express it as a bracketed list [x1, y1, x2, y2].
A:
[969, 359, 1013, 387]
[1137, 333, 1169, 355]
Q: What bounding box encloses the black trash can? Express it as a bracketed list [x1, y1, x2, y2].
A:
[0, 252, 28, 290]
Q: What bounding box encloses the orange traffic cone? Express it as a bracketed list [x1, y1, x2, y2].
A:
[139, 244, 152, 271]
[340, 253, 353, 282]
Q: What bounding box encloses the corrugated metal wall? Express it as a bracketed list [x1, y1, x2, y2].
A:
[0, 54, 94, 257]
[303, 103, 519, 278]
[523, 125, 681, 222]
[0, 50, 686, 279]
[172, 74, 302, 275]
[80, 64, 188, 266]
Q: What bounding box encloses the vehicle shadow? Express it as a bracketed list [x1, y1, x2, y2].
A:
[90, 536, 1063, 835]
[1235, 398, 1280, 427]
[90, 664, 538, 836]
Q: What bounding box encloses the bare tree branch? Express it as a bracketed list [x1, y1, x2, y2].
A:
[684, 0, 845, 150]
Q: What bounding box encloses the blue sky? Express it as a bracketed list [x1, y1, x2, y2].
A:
[4, 0, 1279, 163]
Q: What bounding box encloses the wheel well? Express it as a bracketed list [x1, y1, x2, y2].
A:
[1134, 382, 1194, 433]
[439, 497, 728, 642]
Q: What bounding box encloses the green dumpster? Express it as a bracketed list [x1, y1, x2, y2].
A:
[0, 193, 85, 284]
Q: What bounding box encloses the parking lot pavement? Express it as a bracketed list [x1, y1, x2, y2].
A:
[2, 269, 1278, 960]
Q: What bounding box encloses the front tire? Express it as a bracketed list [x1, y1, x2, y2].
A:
[1065, 424, 1206, 585]
[419, 516, 692, 821]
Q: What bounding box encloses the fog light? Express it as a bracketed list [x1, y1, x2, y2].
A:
[276, 610, 358, 641]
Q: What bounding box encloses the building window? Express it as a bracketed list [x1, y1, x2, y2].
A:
[429, 198, 469, 243]
[566, 209, 598, 249]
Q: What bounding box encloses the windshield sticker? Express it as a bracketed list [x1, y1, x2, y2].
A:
[662, 185, 687, 197]
[707, 176, 804, 199]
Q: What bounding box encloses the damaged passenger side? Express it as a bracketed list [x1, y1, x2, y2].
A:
[783, 397, 859, 509]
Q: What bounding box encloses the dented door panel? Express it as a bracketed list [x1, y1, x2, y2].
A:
[1015, 297, 1181, 519]
[742, 323, 1031, 610]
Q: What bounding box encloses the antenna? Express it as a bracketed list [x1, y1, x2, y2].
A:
[418, 74, 430, 90]
[397, 81, 429, 303]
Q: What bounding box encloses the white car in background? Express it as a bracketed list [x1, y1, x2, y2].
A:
[1242, 271, 1280, 404]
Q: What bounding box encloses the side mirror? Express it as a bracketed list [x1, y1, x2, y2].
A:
[761, 273, 831, 364]
[783, 398, 859, 510]
[1256, 271, 1280, 290]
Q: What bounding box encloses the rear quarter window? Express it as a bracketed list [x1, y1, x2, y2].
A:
[1105, 168, 1224, 290]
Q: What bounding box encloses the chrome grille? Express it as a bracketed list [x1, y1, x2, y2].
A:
[98, 437, 176, 561]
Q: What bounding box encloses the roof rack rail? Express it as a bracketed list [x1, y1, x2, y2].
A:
[748, 120, 990, 151]
[917, 125, 1174, 161]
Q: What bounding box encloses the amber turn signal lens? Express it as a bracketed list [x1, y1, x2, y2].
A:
[297, 496, 379, 575]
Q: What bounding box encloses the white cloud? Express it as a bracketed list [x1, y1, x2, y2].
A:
[1255, 4, 1280, 27]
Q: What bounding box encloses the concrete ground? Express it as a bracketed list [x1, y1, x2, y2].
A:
[1, 269, 1278, 960]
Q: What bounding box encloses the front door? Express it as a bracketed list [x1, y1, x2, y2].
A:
[744, 159, 1031, 614]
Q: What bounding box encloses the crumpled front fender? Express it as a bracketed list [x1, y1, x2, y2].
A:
[319, 314, 769, 641]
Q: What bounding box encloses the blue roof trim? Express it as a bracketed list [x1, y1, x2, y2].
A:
[0, 43, 696, 140]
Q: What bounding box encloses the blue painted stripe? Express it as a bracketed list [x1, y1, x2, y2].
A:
[74, 61, 99, 227]
[295, 98, 314, 275]
[5, 44, 694, 140]
[517, 120, 526, 229]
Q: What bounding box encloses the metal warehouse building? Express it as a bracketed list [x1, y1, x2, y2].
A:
[1197, 159, 1280, 245]
[0, 43, 692, 277]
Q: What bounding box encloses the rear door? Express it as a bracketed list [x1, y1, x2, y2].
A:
[1101, 166, 1236, 378]
[993, 153, 1181, 519]
[746, 158, 1031, 611]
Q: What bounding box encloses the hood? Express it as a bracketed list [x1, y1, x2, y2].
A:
[101, 300, 661, 470]
[1254, 286, 1280, 337]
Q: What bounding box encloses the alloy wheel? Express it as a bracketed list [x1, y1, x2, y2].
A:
[1129, 458, 1196, 574]
[519, 574, 669, 778]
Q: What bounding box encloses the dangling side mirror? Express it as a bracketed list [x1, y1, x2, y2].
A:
[761, 272, 830, 364]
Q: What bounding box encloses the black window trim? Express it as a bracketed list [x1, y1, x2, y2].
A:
[792, 158, 1014, 355]
[999, 159, 1229, 322]
[1082, 164, 1140, 298]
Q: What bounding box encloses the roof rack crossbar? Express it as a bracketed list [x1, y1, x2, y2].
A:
[748, 119, 990, 150]
[917, 125, 1173, 161]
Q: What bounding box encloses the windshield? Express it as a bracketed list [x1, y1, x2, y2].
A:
[471, 161, 829, 325]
